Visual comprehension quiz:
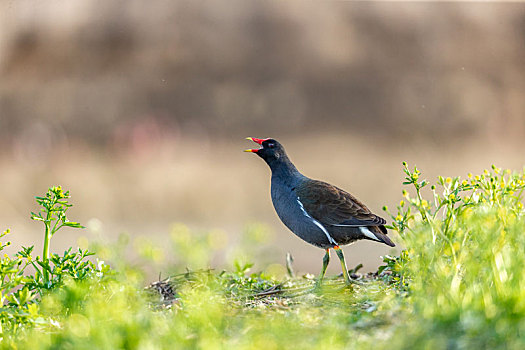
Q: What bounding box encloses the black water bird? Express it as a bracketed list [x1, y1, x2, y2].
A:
[245, 137, 395, 285]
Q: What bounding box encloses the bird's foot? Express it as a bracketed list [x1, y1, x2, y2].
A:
[311, 279, 326, 294]
[310, 277, 355, 295]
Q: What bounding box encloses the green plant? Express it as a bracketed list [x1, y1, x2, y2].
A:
[30, 186, 85, 285]
[383, 163, 525, 348]
[377, 250, 410, 290]
[1, 187, 111, 339]
[0, 229, 40, 335]
[4, 166, 525, 349]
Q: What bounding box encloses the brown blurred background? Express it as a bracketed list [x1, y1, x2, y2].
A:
[1, 1, 525, 275]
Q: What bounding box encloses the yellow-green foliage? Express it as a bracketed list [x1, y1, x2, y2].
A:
[384, 164, 525, 348]
[3, 165, 525, 349]
[2, 266, 399, 349]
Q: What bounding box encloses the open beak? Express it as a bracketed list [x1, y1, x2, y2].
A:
[244, 137, 268, 153]
[244, 137, 264, 153]
[246, 137, 267, 145]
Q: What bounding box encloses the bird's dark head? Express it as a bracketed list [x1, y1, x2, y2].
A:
[244, 137, 289, 166]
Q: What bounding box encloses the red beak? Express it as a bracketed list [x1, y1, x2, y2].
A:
[247, 137, 269, 145]
[244, 137, 270, 153]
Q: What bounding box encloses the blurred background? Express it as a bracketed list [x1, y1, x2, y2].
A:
[1, 1, 525, 276]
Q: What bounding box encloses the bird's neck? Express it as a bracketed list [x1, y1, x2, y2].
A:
[268, 156, 302, 185]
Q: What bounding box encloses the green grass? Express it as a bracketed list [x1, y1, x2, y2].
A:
[2, 164, 525, 349]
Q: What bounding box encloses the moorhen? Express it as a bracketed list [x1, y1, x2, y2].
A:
[245, 137, 395, 285]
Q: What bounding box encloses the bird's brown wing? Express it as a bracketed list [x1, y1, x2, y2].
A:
[295, 179, 386, 227]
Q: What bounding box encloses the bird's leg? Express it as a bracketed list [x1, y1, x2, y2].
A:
[315, 249, 330, 287]
[333, 246, 351, 285]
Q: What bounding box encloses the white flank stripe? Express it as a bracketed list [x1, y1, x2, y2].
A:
[359, 227, 380, 241]
[297, 198, 338, 245]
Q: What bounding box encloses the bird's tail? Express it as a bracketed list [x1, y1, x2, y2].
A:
[369, 226, 395, 247]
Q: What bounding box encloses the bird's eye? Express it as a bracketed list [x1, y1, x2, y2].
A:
[267, 143, 275, 149]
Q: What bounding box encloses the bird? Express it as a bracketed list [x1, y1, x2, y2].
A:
[245, 137, 395, 285]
